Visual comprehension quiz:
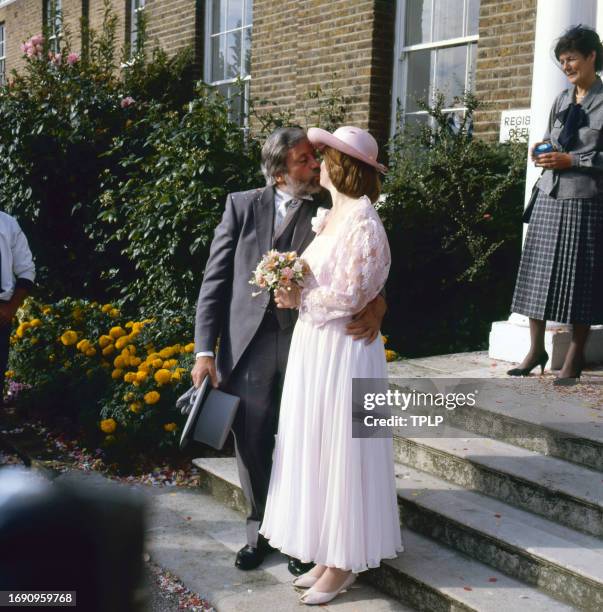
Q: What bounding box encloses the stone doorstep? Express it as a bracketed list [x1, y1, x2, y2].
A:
[394, 463, 603, 611]
[193, 457, 575, 612]
[393, 432, 603, 538]
[387, 372, 603, 472]
[146, 484, 412, 612]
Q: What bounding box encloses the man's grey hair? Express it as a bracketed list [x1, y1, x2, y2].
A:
[261, 127, 308, 186]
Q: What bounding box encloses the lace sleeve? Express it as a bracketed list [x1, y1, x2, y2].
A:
[299, 204, 390, 327]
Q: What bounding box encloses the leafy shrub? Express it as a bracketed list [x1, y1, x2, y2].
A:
[380, 92, 527, 356]
[9, 297, 195, 455]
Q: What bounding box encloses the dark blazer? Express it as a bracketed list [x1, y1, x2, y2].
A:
[194, 186, 323, 382]
[537, 76, 603, 199]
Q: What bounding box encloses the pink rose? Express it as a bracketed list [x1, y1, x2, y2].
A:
[120, 96, 136, 109]
[50, 53, 62, 66]
[281, 267, 294, 280]
[30, 34, 44, 47]
[66, 53, 79, 66]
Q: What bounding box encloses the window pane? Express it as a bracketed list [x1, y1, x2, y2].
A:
[218, 82, 245, 125]
[225, 30, 242, 79]
[433, 0, 464, 42]
[211, 35, 225, 81]
[212, 0, 226, 34]
[467, 0, 480, 35]
[434, 44, 467, 106]
[405, 0, 431, 46]
[227, 0, 244, 30]
[468, 42, 477, 90]
[243, 27, 252, 77]
[405, 49, 432, 112]
[245, 0, 253, 26]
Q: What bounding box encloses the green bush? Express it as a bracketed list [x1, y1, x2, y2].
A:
[9, 297, 195, 456]
[380, 92, 527, 356]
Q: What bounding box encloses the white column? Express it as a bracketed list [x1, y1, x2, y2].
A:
[489, 0, 603, 368]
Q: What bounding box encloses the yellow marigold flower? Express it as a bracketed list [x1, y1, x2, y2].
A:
[172, 344, 182, 353]
[72, 308, 83, 320]
[171, 371, 182, 382]
[132, 322, 144, 332]
[30, 337, 39, 345]
[163, 422, 177, 433]
[111, 368, 124, 380]
[129, 402, 142, 414]
[100, 418, 117, 434]
[152, 358, 163, 369]
[60, 330, 78, 346]
[109, 308, 120, 318]
[132, 380, 140, 387]
[115, 336, 129, 351]
[125, 321, 134, 329]
[154, 369, 171, 385]
[113, 355, 126, 369]
[101, 304, 113, 313]
[49, 354, 56, 363]
[158, 347, 173, 359]
[126, 344, 136, 355]
[144, 391, 160, 405]
[135, 370, 148, 382]
[63, 361, 72, 369]
[30, 319, 42, 327]
[382, 335, 388, 344]
[100, 360, 111, 369]
[102, 345, 115, 357]
[124, 372, 136, 383]
[77, 339, 91, 352]
[124, 392, 135, 401]
[130, 357, 141, 367]
[5, 370, 14, 379]
[385, 349, 397, 362]
[85, 348, 96, 357]
[138, 362, 150, 373]
[184, 342, 195, 353]
[42, 307, 52, 315]
[109, 326, 126, 339]
[129, 329, 140, 339]
[164, 359, 178, 368]
[99, 335, 112, 348]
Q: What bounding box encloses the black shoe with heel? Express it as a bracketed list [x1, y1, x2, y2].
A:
[507, 351, 549, 376]
[553, 363, 584, 386]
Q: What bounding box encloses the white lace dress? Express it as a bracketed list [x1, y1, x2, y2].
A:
[259, 196, 404, 573]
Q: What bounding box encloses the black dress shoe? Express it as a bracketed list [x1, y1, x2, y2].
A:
[234, 535, 274, 571]
[287, 556, 315, 576]
[507, 350, 549, 376]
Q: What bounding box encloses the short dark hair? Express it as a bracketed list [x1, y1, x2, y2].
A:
[554, 25, 603, 72]
[323, 146, 381, 203]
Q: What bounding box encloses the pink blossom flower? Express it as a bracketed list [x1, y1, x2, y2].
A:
[30, 34, 44, 47]
[281, 267, 294, 280]
[120, 96, 136, 109]
[50, 52, 62, 66]
[66, 53, 79, 66]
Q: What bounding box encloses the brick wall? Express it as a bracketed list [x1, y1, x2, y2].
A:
[473, 0, 537, 141]
[250, 0, 396, 147]
[0, 0, 198, 80]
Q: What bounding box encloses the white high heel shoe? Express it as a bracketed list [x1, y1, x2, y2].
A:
[292, 573, 318, 588]
[299, 572, 356, 605]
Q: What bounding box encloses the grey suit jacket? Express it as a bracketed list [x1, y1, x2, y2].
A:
[537, 76, 603, 199]
[194, 186, 323, 382]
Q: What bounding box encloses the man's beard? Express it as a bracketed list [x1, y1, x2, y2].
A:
[282, 173, 322, 198]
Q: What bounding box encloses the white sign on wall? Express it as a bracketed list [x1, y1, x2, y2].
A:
[499, 109, 531, 143]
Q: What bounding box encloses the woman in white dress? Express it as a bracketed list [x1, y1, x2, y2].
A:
[259, 126, 403, 605]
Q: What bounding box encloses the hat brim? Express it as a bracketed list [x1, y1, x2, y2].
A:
[307, 127, 387, 174]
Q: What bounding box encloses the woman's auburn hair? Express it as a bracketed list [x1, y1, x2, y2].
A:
[322, 146, 381, 203]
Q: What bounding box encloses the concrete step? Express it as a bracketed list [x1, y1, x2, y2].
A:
[193, 457, 576, 612]
[395, 463, 603, 610]
[146, 483, 410, 611]
[393, 428, 603, 537]
[388, 375, 603, 472]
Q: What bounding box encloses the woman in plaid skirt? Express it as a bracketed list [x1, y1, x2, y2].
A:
[510, 26, 603, 384]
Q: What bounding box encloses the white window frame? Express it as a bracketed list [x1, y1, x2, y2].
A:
[0, 23, 5, 86]
[204, 0, 252, 128]
[130, 0, 146, 57]
[391, 0, 480, 133]
[44, 0, 63, 53]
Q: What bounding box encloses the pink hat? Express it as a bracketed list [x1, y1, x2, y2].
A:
[307, 126, 387, 174]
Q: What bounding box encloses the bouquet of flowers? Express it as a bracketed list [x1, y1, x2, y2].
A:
[249, 250, 308, 297]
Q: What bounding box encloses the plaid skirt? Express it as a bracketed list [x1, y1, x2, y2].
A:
[511, 189, 603, 324]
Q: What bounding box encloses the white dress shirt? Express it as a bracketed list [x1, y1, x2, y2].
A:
[0, 212, 35, 302]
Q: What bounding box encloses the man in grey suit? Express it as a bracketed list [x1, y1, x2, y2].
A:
[191, 127, 386, 572]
